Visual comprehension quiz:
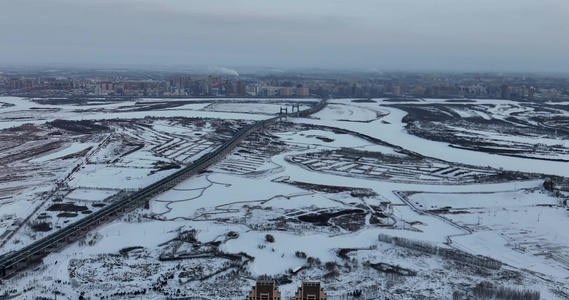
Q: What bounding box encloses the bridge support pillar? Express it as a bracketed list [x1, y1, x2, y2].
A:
[292, 103, 300, 116]
[279, 106, 287, 121]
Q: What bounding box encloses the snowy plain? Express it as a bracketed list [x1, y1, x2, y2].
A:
[1, 97, 569, 299]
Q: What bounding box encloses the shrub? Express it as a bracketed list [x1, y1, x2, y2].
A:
[325, 261, 337, 271]
[295, 251, 307, 259]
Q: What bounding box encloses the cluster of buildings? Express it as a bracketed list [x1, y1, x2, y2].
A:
[248, 280, 327, 300]
[0, 73, 312, 98]
[1, 68, 568, 101]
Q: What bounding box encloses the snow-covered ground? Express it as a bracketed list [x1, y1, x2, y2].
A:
[0, 97, 302, 130]
[2, 97, 569, 299]
[30, 143, 97, 163]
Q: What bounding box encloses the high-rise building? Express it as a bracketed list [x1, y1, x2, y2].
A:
[280, 87, 292, 96]
[236, 80, 246, 97]
[9, 78, 34, 89]
[296, 87, 309, 97]
[225, 80, 235, 96]
[171, 76, 191, 89]
[248, 280, 281, 300]
[528, 86, 535, 100]
[393, 85, 401, 96]
[294, 281, 327, 300]
[99, 81, 113, 91]
[501, 84, 510, 99]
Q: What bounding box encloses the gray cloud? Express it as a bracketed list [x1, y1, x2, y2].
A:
[1, 0, 568, 72]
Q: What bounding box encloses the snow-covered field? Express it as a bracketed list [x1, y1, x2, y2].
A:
[2, 97, 569, 299]
[0, 97, 308, 130]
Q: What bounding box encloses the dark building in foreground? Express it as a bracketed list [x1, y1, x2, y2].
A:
[294, 281, 327, 300]
[248, 280, 281, 300]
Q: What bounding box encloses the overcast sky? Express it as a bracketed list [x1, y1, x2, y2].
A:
[1, 0, 568, 72]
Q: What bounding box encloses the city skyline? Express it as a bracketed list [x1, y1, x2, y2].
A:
[1, 0, 568, 73]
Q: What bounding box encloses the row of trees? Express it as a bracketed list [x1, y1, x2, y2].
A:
[470, 281, 540, 300]
[378, 233, 502, 269]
